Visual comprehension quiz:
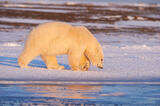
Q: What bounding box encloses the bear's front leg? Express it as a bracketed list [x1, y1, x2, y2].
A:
[79, 54, 90, 71]
[68, 50, 83, 71]
[41, 55, 64, 70]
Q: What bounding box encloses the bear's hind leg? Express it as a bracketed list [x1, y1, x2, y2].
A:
[18, 50, 38, 68]
[41, 55, 64, 70]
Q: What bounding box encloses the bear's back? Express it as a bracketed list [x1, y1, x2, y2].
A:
[33, 22, 72, 38]
[27, 22, 72, 44]
[24, 22, 72, 51]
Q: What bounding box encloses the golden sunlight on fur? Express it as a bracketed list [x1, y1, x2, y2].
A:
[18, 22, 103, 71]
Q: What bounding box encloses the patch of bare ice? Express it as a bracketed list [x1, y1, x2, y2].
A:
[121, 45, 151, 50]
[65, 2, 76, 5]
[1, 43, 21, 47]
[3, 4, 33, 8]
[100, 92, 125, 96]
[0, 17, 51, 24]
[116, 20, 160, 27]
[90, 15, 122, 20]
[1, 7, 74, 13]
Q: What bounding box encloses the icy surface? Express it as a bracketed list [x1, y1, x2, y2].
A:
[0, 1, 160, 85]
[0, 42, 160, 84]
[0, 1, 160, 105]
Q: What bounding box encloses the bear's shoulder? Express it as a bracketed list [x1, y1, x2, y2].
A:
[44, 22, 71, 27]
[73, 26, 87, 31]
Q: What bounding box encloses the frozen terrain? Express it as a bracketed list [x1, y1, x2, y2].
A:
[0, 0, 160, 105]
[0, 0, 160, 84]
[0, 41, 160, 84]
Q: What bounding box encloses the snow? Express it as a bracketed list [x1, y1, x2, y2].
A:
[1, 7, 74, 13]
[1, 42, 21, 47]
[116, 20, 160, 27]
[0, 0, 160, 85]
[0, 17, 51, 24]
[0, 41, 160, 85]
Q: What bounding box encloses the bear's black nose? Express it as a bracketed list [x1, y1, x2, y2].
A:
[98, 66, 103, 69]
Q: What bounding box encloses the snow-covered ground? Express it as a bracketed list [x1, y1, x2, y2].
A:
[0, 37, 160, 84]
[0, 32, 160, 84]
[0, 1, 160, 105]
[0, 1, 160, 84]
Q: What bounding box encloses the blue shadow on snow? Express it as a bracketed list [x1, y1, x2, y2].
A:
[0, 56, 70, 70]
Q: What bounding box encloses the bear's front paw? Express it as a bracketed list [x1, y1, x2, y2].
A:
[80, 61, 90, 71]
[81, 64, 89, 71]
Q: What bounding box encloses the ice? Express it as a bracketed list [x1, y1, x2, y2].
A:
[2, 0, 160, 5]
[90, 15, 122, 20]
[65, 2, 77, 5]
[0, 64, 160, 84]
[0, 17, 51, 24]
[116, 20, 160, 27]
[126, 16, 135, 20]
[1, 42, 21, 47]
[0, 7, 74, 13]
[0, 0, 160, 85]
[3, 4, 33, 8]
[121, 45, 151, 50]
[0, 41, 160, 85]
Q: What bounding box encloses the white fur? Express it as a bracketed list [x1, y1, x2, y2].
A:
[18, 22, 103, 71]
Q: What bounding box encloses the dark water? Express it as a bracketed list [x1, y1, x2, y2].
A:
[0, 84, 160, 105]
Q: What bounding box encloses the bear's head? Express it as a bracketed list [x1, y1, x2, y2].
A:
[76, 26, 104, 69]
[85, 42, 104, 69]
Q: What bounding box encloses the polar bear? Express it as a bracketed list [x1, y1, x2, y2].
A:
[18, 22, 104, 71]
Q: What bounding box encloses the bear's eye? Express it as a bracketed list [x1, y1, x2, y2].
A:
[101, 59, 103, 61]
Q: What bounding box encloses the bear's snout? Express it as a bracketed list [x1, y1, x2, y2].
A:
[97, 63, 103, 69]
[98, 65, 103, 69]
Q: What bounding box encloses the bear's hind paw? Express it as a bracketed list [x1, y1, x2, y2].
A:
[57, 65, 65, 70]
[18, 63, 29, 68]
[47, 65, 64, 70]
